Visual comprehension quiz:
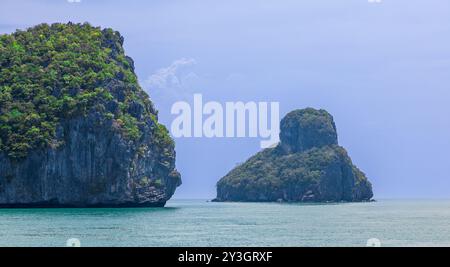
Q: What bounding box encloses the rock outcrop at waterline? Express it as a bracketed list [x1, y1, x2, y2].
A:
[0, 23, 181, 207]
[214, 108, 373, 203]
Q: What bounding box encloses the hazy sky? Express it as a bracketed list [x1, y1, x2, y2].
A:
[1, 0, 450, 199]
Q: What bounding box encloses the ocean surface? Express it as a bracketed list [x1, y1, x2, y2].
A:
[0, 199, 449, 247]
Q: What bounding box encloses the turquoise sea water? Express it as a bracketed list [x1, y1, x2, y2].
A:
[0, 199, 450, 247]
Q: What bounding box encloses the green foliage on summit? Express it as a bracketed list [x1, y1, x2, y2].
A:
[0, 23, 171, 158]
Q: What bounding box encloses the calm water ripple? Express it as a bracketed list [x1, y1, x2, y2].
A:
[0, 199, 449, 247]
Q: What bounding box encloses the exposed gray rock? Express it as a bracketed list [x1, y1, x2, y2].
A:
[0, 109, 181, 207]
[280, 108, 338, 153]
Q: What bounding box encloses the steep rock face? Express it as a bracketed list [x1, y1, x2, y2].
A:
[0, 23, 181, 207]
[280, 108, 338, 153]
[215, 108, 373, 202]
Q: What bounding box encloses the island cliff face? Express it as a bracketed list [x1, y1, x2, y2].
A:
[215, 108, 373, 202]
[0, 23, 181, 207]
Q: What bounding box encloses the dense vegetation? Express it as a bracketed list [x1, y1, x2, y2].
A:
[0, 23, 171, 158]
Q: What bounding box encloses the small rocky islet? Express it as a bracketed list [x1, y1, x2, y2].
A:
[214, 108, 373, 203]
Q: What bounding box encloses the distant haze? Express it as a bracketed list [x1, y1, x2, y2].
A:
[1, 0, 450, 199]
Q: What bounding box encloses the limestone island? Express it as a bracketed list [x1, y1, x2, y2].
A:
[0, 23, 181, 208]
[214, 108, 373, 203]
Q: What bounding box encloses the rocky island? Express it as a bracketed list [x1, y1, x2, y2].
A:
[0, 23, 181, 207]
[214, 108, 373, 202]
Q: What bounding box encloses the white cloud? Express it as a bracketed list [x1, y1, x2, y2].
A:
[146, 58, 196, 90]
[144, 58, 198, 100]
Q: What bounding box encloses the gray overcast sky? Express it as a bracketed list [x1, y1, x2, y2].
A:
[1, 0, 450, 199]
